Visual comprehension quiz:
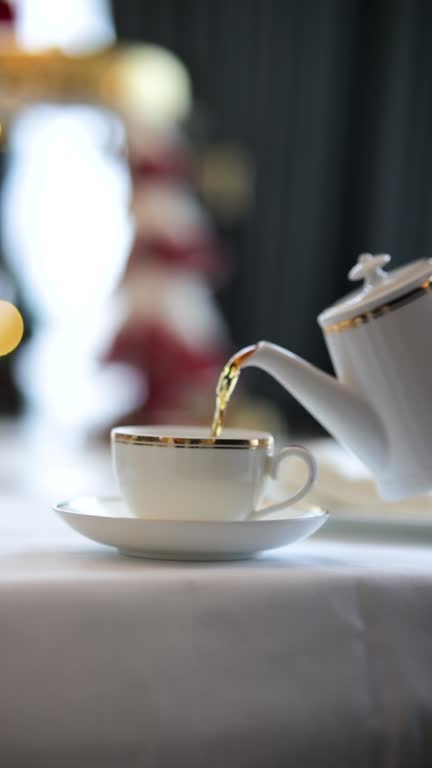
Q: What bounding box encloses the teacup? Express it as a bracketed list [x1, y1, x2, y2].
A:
[111, 426, 317, 522]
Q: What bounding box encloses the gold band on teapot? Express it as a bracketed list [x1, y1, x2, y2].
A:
[324, 277, 432, 334]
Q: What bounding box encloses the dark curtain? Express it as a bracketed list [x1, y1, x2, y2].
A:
[113, 0, 432, 430]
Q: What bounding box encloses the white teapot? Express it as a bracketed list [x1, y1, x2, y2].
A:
[238, 253, 432, 500]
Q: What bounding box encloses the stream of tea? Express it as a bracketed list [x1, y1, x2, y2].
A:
[211, 345, 256, 437]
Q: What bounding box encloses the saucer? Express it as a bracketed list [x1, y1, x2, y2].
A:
[54, 496, 328, 561]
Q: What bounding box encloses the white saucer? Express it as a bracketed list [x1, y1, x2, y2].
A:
[54, 496, 328, 561]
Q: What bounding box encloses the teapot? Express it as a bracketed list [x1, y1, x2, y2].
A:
[237, 253, 432, 500]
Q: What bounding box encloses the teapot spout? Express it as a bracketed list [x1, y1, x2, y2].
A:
[241, 341, 387, 468]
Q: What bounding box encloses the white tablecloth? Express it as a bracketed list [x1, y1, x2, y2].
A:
[1, 424, 432, 767]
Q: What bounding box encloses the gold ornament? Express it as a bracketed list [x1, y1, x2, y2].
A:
[0, 301, 24, 356]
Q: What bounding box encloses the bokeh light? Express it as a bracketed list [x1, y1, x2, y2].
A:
[0, 301, 24, 356]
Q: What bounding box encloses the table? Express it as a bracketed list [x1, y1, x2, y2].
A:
[1, 423, 432, 767]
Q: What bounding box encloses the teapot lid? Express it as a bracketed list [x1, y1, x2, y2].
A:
[318, 253, 432, 329]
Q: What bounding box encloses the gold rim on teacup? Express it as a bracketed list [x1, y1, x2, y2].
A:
[112, 431, 272, 449]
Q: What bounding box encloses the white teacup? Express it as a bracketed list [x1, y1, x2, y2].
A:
[111, 426, 317, 522]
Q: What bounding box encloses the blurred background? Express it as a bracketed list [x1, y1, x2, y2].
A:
[1, 0, 432, 441]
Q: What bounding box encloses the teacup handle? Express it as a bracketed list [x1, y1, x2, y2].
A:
[251, 445, 317, 520]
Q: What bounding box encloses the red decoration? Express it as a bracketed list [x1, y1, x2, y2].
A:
[104, 322, 226, 422]
[128, 131, 191, 183]
[0, 1, 14, 24]
[105, 323, 224, 377]
[130, 148, 190, 183]
[129, 234, 229, 283]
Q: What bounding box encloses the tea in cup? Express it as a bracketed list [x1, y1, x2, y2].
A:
[111, 426, 317, 522]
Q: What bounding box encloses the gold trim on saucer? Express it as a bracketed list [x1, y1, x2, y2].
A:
[113, 433, 271, 449]
[323, 277, 432, 334]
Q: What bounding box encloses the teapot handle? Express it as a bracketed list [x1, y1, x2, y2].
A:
[251, 445, 317, 519]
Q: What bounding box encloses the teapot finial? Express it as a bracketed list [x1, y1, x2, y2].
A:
[348, 252, 391, 287]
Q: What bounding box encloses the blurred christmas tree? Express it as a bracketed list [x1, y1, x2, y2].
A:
[103, 124, 231, 426]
